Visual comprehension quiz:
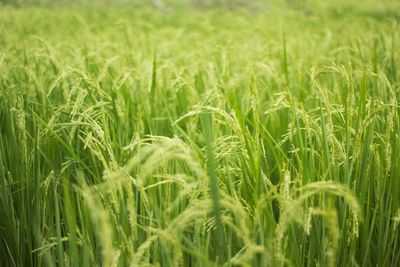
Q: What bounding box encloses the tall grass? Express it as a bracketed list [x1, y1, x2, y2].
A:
[1, 1, 400, 266]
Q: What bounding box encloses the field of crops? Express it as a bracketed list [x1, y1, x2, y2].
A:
[1, 0, 400, 266]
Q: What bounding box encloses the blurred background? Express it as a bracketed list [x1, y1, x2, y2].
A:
[1, 0, 399, 23]
[0, 0, 399, 12]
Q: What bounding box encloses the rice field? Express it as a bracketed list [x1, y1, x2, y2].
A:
[1, 0, 400, 266]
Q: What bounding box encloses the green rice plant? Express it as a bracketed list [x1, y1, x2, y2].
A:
[0, 0, 400, 266]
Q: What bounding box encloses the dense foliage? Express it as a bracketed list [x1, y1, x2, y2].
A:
[1, 1, 400, 266]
